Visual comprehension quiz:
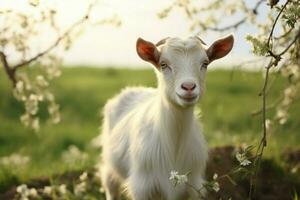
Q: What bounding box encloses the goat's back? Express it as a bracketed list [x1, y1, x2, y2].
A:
[103, 87, 156, 132]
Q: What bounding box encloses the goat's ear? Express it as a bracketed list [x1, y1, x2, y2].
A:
[207, 34, 234, 62]
[136, 38, 160, 67]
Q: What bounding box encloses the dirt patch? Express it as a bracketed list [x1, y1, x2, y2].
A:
[282, 148, 300, 164]
[207, 146, 300, 200]
[0, 171, 83, 200]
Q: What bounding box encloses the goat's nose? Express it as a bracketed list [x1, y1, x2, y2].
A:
[181, 82, 196, 91]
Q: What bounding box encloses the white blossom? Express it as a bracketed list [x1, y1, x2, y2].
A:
[25, 94, 39, 115]
[25, 83, 32, 90]
[0, 153, 30, 166]
[276, 108, 288, 124]
[28, 188, 38, 197]
[212, 181, 220, 192]
[16, 81, 24, 91]
[13, 81, 26, 101]
[46, 65, 61, 79]
[213, 173, 218, 180]
[236, 153, 243, 161]
[37, 94, 44, 101]
[16, 184, 28, 195]
[177, 175, 188, 184]
[16, 184, 39, 199]
[265, 119, 272, 131]
[61, 145, 88, 164]
[169, 170, 188, 185]
[74, 182, 86, 196]
[58, 184, 67, 195]
[20, 114, 31, 127]
[13, 81, 27, 101]
[48, 103, 60, 124]
[36, 75, 48, 87]
[236, 152, 251, 166]
[241, 159, 251, 166]
[291, 166, 298, 174]
[43, 186, 52, 195]
[48, 103, 59, 114]
[45, 92, 54, 101]
[80, 172, 88, 181]
[32, 118, 40, 132]
[169, 170, 179, 180]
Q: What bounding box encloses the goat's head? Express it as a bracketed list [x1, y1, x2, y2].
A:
[136, 35, 234, 107]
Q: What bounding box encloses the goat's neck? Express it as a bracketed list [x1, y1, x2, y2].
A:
[155, 93, 194, 147]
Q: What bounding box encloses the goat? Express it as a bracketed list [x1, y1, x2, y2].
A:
[100, 35, 234, 200]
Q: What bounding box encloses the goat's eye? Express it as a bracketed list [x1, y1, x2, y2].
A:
[160, 61, 169, 70]
[201, 61, 209, 69]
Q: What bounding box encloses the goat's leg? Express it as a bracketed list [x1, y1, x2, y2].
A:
[128, 172, 157, 200]
[187, 177, 206, 200]
[101, 165, 120, 200]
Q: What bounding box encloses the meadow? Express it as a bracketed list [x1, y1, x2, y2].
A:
[0, 67, 299, 198]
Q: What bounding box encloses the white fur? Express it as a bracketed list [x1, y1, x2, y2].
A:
[100, 37, 209, 200]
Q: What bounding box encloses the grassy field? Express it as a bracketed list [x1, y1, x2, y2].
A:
[0, 67, 299, 194]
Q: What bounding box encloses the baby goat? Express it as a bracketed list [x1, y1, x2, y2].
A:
[100, 35, 234, 200]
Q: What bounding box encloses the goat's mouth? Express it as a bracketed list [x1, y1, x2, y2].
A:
[176, 93, 198, 102]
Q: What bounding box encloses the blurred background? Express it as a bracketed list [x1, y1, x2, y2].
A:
[0, 0, 299, 199]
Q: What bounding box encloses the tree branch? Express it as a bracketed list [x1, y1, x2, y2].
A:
[274, 27, 293, 39]
[278, 29, 300, 56]
[267, 0, 290, 47]
[251, 97, 282, 116]
[12, 12, 90, 70]
[199, 0, 265, 32]
[201, 18, 247, 32]
[252, 0, 266, 14]
[0, 51, 16, 86]
[0, 3, 94, 87]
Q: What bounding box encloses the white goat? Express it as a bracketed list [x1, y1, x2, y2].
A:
[100, 35, 234, 200]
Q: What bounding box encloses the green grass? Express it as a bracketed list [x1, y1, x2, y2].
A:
[0, 66, 299, 192]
